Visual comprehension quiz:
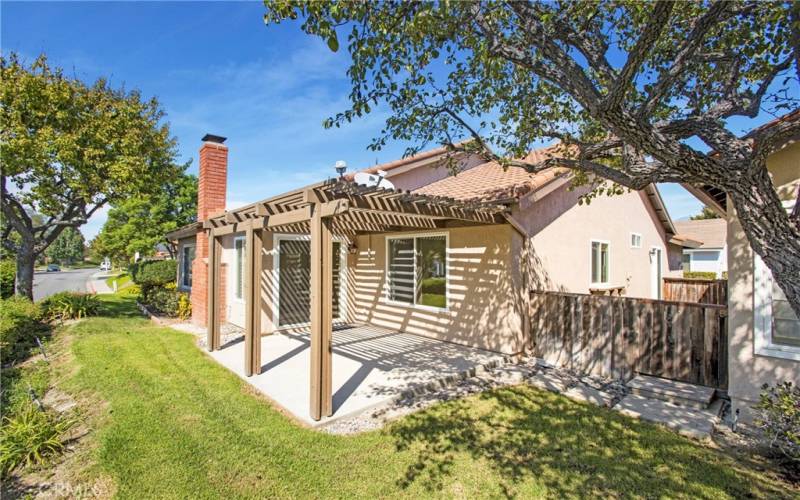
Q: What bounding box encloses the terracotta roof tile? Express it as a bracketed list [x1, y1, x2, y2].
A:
[412, 144, 570, 202]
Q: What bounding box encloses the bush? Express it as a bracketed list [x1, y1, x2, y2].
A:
[682, 271, 718, 280]
[0, 296, 43, 364]
[0, 260, 15, 299]
[0, 402, 74, 478]
[131, 260, 177, 287]
[177, 292, 192, 320]
[142, 286, 180, 315]
[754, 382, 800, 464]
[119, 284, 141, 296]
[40, 292, 100, 321]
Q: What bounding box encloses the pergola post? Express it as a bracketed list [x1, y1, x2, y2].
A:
[244, 226, 263, 376]
[207, 231, 221, 351]
[309, 204, 334, 420]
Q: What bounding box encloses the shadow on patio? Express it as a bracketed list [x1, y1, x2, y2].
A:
[207, 324, 505, 425]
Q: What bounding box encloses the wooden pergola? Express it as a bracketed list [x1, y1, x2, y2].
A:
[202, 179, 510, 420]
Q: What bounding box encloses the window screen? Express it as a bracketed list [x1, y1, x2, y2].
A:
[772, 280, 800, 347]
[387, 238, 414, 304]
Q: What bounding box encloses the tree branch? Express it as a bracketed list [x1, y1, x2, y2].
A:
[604, 1, 674, 110]
[641, 0, 731, 116]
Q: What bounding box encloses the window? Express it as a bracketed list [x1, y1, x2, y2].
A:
[591, 241, 609, 285]
[180, 244, 195, 289]
[755, 255, 800, 360]
[682, 252, 691, 272]
[387, 234, 447, 309]
[630, 233, 642, 249]
[234, 236, 245, 300]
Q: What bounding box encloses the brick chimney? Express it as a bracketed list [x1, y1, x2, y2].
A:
[192, 134, 228, 325]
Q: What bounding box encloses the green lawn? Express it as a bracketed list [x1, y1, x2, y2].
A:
[55, 295, 793, 498]
[104, 273, 131, 290]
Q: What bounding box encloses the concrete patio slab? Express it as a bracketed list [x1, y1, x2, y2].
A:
[613, 394, 717, 440]
[208, 324, 505, 426]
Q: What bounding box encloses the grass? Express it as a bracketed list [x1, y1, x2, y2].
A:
[104, 273, 132, 290]
[52, 295, 795, 498]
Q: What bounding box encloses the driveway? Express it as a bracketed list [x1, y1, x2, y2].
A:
[33, 267, 98, 301]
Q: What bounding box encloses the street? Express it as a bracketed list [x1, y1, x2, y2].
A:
[33, 267, 98, 301]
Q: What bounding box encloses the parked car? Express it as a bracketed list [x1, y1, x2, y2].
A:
[100, 261, 111, 271]
[46, 264, 61, 272]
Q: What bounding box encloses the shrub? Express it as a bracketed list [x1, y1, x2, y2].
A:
[131, 260, 177, 287]
[0, 296, 43, 363]
[40, 292, 100, 321]
[119, 284, 141, 296]
[682, 271, 718, 280]
[0, 402, 74, 478]
[754, 382, 800, 464]
[142, 286, 180, 316]
[177, 292, 192, 320]
[0, 260, 15, 299]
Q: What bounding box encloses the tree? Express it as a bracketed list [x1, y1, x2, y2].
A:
[45, 227, 85, 265]
[92, 172, 197, 265]
[691, 207, 722, 221]
[264, 0, 800, 315]
[1, 54, 180, 298]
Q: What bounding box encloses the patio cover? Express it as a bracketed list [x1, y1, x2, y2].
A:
[202, 179, 510, 420]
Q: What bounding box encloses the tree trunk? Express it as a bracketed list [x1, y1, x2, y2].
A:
[728, 166, 800, 318]
[14, 242, 36, 300]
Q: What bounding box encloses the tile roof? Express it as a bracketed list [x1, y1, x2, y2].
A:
[412, 144, 570, 202]
[673, 218, 727, 249]
[347, 142, 470, 179]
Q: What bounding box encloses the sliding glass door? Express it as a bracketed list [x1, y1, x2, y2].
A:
[276, 237, 343, 327]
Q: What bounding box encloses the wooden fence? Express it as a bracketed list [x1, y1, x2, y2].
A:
[530, 290, 728, 389]
[662, 277, 727, 306]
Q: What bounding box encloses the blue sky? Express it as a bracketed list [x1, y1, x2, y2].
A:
[2, 1, 764, 239]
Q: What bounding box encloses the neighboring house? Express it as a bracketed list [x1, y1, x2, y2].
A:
[168, 136, 683, 350]
[690, 110, 800, 422]
[672, 218, 727, 277]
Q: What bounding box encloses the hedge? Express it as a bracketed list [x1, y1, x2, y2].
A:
[131, 260, 177, 287]
[683, 271, 719, 280]
[0, 261, 15, 299]
[0, 296, 43, 364]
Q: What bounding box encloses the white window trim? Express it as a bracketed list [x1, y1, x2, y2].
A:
[630, 232, 642, 249]
[385, 231, 450, 312]
[754, 254, 800, 361]
[233, 235, 245, 303]
[589, 239, 611, 286]
[271, 234, 348, 330]
[178, 243, 195, 291]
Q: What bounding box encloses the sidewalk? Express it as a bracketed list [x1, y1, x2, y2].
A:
[87, 271, 116, 294]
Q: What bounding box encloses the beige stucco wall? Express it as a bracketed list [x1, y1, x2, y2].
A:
[514, 183, 678, 299]
[346, 224, 526, 355]
[728, 141, 800, 422]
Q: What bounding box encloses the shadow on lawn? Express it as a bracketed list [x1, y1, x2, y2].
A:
[388, 386, 788, 498]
